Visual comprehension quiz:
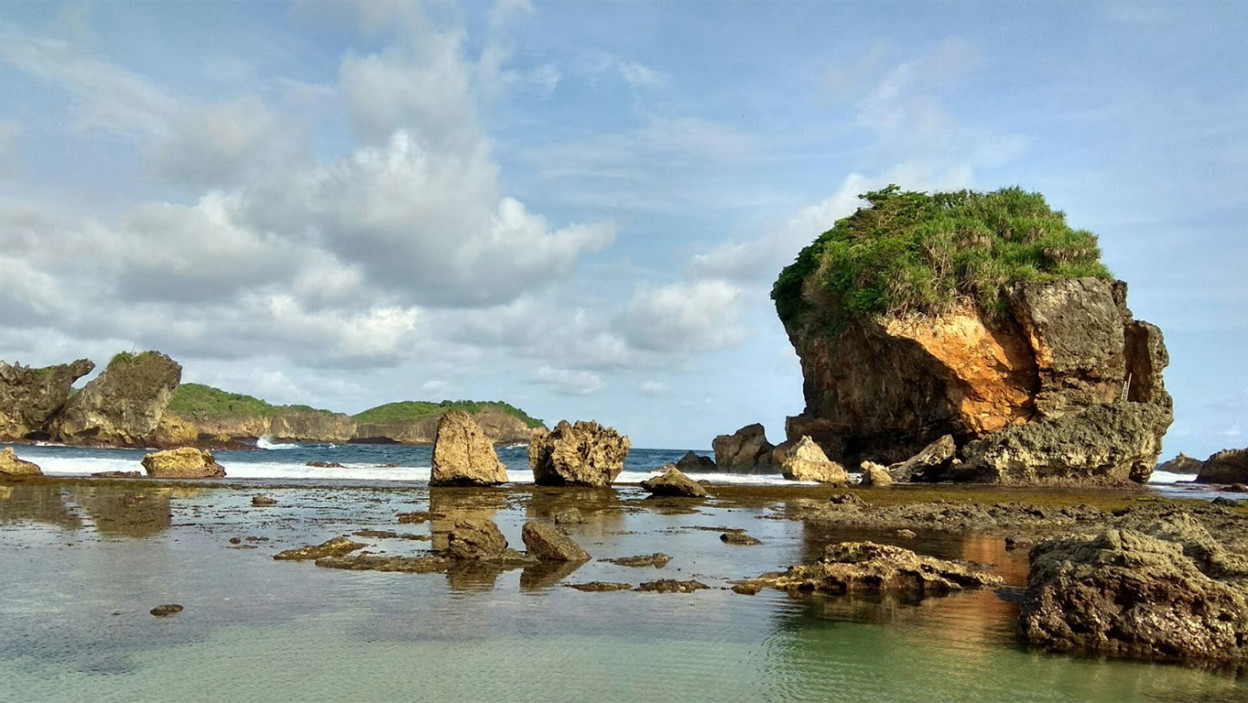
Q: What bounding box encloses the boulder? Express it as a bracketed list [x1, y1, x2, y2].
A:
[675, 450, 717, 472]
[1196, 448, 1248, 484]
[521, 521, 590, 562]
[859, 462, 892, 487]
[54, 352, 182, 446]
[742, 541, 1002, 596]
[1018, 528, 1248, 662]
[775, 436, 849, 485]
[141, 447, 226, 479]
[1156, 452, 1204, 475]
[889, 434, 955, 482]
[529, 420, 630, 487]
[445, 517, 508, 559]
[0, 358, 94, 441]
[430, 410, 508, 486]
[639, 466, 708, 498]
[0, 447, 41, 476]
[712, 424, 774, 472]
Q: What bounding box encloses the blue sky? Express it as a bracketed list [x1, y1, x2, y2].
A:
[0, 1, 1244, 457]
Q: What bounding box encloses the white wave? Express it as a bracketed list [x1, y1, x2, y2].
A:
[1149, 470, 1197, 485]
[35, 455, 146, 476]
[256, 436, 299, 450]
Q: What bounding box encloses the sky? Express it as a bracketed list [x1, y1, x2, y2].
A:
[0, 2, 1245, 456]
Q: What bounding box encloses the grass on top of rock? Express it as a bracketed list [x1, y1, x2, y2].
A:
[168, 383, 335, 419]
[351, 400, 545, 428]
[106, 350, 163, 370]
[772, 185, 1112, 329]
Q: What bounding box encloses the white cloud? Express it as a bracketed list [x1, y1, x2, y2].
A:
[582, 53, 667, 90]
[638, 380, 668, 395]
[616, 278, 747, 353]
[534, 365, 605, 395]
[146, 97, 279, 185]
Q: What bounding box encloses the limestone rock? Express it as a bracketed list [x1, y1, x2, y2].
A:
[354, 406, 534, 445]
[55, 352, 182, 446]
[445, 517, 508, 559]
[720, 530, 762, 546]
[268, 409, 356, 443]
[148, 413, 198, 447]
[141, 447, 226, 479]
[1196, 448, 1248, 484]
[639, 466, 708, 497]
[1018, 528, 1248, 662]
[602, 553, 671, 568]
[745, 541, 1002, 596]
[859, 462, 892, 487]
[1157, 452, 1204, 475]
[274, 536, 365, 561]
[889, 435, 955, 482]
[712, 424, 774, 472]
[251, 495, 277, 507]
[0, 447, 41, 476]
[150, 604, 183, 617]
[635, 579, 708, 593]
[776, 436, 849, 485]
[675, 450, 717, 472]
[430, 410, 508, 487]
[522, 521, 590, 562]
[529, 420, 630, 487]
[0, 358, 93, 441]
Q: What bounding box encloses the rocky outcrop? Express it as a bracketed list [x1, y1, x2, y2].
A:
[354, 406, 533, 445]
[522, 521, 590, 561]
[711, 424, 774, 472]
[0, 447, 41, 476]
[54, 352, 181, 446]
[274, 536, 365, 561]
[1157, 452, 1203, 475]
[675, 451, 716, 472]
[1196, 449, 1248, 484]
[740, 541, 1002, 596]
[774, 436, 850, 485]
[859, 462, 892, 487]
[887, 435, 956, 482]
[269, 410, 356, 443]
[141, 447, 226, 479]
[430, 410, 508, 486]
[639, 467, 708, 497]
[0, 359, 94, 441]
[781, 278, 1172, 483]
[1018, 528, 1248, 662]
[529, 420, 630, 487]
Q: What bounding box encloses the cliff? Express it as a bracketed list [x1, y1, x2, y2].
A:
[53, 352, 182, 446]
[773, 186, 1172, 484]
[0, 358, 94, 441]
[352, 401, 540, 445]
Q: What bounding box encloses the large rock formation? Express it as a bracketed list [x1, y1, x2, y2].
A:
[54, 352, 182, 446]
[783, 279, 1171, 483]
[1157, 452, 1203, 475]
[773, 436, 850, 485]
[528, 420, 630, 487]
[269, 410, 356, 443]
[0, 447, 42, 476]
[430, 410, 508, 486]
[141, 447, 226, 479]
[1196, 448, 1248, 484]
[711, 424, 774, 472]
[0, 359, 94, 441]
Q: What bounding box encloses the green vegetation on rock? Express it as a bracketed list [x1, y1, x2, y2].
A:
[772, 185, 1112, 328]
[352, 400, 544, 429]
[168, 383, 334, 419]
[107, 350, 162, 370]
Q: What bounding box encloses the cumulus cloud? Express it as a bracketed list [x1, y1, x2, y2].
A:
[616, 279, 747, 353]
[146, 97, 279, 185]
[638, 380, 668, 395]
[534, 365, 605, 395]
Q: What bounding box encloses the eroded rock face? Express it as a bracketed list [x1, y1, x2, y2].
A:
[782, 278, 1172, 483]
[55, 353, 181, 446]
[774, 436, 850, 485]
[1196, 449, 1248, 484]
[639, 467, 708, 498]
[1018, 528, 1248, 662]
[712, 424, 774, 472]
[888, 435, 956, 482]
[141, 447, 226, 479]
[0, 359, 94, 441]
[529, 420, 630, 487]
[431, 410, 508, 486]
[0, 447, 41, 476]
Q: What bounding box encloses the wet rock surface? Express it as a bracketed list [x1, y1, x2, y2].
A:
[566, 581, 633, 592]
[602, 553, 671, 568]
[444, 517, 508, 559]
[742, 541, 1002, 596]
[720, 530, 761, 546]
[636, 579, 709, 593]
[522, 521, 590, 562]
[274, 536, 366, 561]
[529, 420, 630, 487]
[150, 604, 183, 617]
[0, 447, 42, 476]
[251, 495, 277, 507]
[640, 467, 708, 498]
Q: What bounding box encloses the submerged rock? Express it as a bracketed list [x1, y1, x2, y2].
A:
[635, 579, 709, 593]
[566, 581, 632, 592]
[720, 530, 761, 546]
[251, 495, 277, 507]
[141, 447, 226, 479]
[775, 436, 849, 485]
[273, 536, 366, 561]
[640, 467, 708, 498]
[0, 358, 93, 441]
[0, 447, 41, 476]
[397, 511, 431, 524]
[675, 451, 717, 472]
[528, 420, 630, 487]
[522, 521, 590, 562]
[430, 410, 508, 487]
[54, 352, 182, 446]
[602, 553, 671, 568]
[552, 508, 584, 525]
[712, 424, 774, 472]
[742, 541, 1002, 596]
[150, 604, 183, 617]
[1018, 527, 1248, 662]
[305, 461, 345, 468]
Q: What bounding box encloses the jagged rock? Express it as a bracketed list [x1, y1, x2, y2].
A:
[889, 435, 956, 482]
[430, 410, 508, 487]
[712, 424, 774, 472]
[528, 420, 631, 487]
[859, 462, 893, 487]
[521, 521, 590, 562]
[1018, 528, 1248, 662]
[781, 274, 1172, 483]
[0, 358, 93, 440]
[639, 466, 708, 497]
[635, 579, 708, 593]
[775, 436, 849, 485]
[955, 403, 1170, 484]
[743, 541, 1002, 596]
[54, 352, 182, 446]
[148, 413, 198, 447]
[602, 553, 671, 568]
[140, 447, 226, 479]
[1196, 448, 1248, 484]
[1157, 452, 1204, 475]
[0, 447, 41, 476]
[675, 451, 717, 472]
[273, 536, 365, 561]
[445, 517, 507, 559]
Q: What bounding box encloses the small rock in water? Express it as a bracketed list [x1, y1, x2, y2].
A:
[522, 521, 590, 562]
[150, 604, 183, 617]
[895, 529, 917, 539]
[635, 579, 709, 593]
[397, 511, 431, 524]
[640, 467, 708, 498]
[553, 508, 584, 525]
[720, 530, 762, 546]
[228, 537, 242, 545]
[306, 461, 345, 468]
[1211, 496, 1239, 507]
[602, 553, 672, 568]
[731, 582, 763, 595]
[251, 495, 277, 507]
[1004, 535, 1035, 551]
[1228, 484, 1248, 493]
[273, 536, 366, 561]
[566, 582, 632, 592]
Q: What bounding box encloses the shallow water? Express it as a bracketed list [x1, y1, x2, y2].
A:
[1, 479, 1245, 702]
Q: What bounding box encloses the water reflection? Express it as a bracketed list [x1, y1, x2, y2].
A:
[525, 487, 624, 538]
[519, 560, 584, 591]
[0, 483, 82, 529]
[428, 487, 507, 553]
[70, 486, 172, 538]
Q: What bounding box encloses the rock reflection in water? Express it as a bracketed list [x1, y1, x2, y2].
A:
[69, 486, 174, 538]
[519, 560, 585, 591]
[525, 487, 624, 538]
[0, 483, 82, 529]
[428, 487, 507, 552]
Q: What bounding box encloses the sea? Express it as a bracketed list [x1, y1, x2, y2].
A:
[1, 441, 1243, 702]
